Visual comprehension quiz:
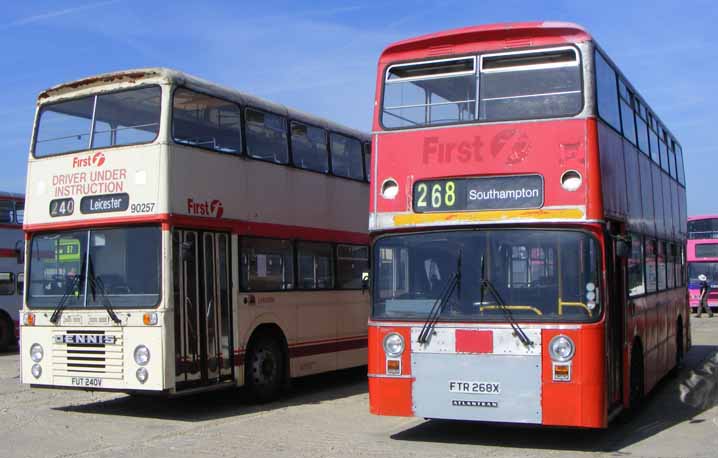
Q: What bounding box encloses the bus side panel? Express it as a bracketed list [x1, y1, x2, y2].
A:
[541, 326, 605, 428]
[368, 325, 413, 416]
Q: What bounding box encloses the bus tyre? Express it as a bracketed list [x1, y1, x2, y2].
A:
[0, 314, 13, 351]
[246, 334, 285, 403]
[675, 323, 684, 370]
[629, 345, 644, 411]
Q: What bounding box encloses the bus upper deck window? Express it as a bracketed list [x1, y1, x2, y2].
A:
[382, 57, 477, 129]
[479, 47, 582, 122]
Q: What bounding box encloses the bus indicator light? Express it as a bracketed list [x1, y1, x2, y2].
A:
[552, 363, 571, 382]
[143, 312, 158, 326]
[23, 313, 35, 326]
[386, 358, 401, 375]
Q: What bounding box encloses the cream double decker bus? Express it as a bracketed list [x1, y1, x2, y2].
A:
[20, 68, 370, 399]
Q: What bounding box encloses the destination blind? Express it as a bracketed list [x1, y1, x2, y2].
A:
[412, 175, 544, 213]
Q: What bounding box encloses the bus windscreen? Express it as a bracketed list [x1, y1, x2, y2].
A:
[372, 229, 600, 322]
[381, 47, 581, 129]
[34, 86, 161, 157]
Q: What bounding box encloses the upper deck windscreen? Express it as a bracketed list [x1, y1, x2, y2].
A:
[688, 218, 718, 240]
[34, 86, 161, 157]
[381, 47, 582, 129]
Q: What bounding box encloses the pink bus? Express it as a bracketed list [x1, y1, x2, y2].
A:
[687, 216, 718, 312]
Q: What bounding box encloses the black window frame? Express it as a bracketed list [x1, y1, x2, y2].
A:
[171, 86, 244, 155]
[329, 131, 366, 182]
[289, 120, 330, 174]
[169, 85, 370, 183]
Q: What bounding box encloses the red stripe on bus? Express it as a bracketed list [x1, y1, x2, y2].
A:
[455, 329, 493, 353]
[0, 223, 22, 230]
[233, 336, 368, 365]
[24, 213, 368, 244]
[0, 249, 17, 258]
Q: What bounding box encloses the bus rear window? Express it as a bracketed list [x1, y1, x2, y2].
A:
[35, 86, 161, 157]
[479, 48, 581, 121]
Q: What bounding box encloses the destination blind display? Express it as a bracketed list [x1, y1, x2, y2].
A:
[413, 175, 544, 213]
[80, 193, 130, 214]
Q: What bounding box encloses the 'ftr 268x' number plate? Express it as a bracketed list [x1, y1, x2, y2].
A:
[71, 377, 102, 387]
[449, 380, 501, 395]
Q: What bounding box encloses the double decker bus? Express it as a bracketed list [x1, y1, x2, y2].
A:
[20, 68, 371, 399]
[367, 22, 688, 428]
[687, 216, 718, 313]
[0, 192, 24, 350]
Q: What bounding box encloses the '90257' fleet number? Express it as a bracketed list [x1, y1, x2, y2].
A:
[130, 202, 155, 213]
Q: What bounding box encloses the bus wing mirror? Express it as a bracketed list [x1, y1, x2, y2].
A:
[15, 240, 24, 265]
[361, 271, 370, 294]
[616, 239, 631, 258]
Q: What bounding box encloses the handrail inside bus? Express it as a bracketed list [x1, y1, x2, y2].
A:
[558, 301, 592, 317]
[478, 304, 543, 315]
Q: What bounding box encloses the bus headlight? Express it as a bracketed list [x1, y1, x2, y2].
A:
[30, 343, 44, 362]
[133, 345, 150, 366]
[383, 333, 405, 357]
[31, 364, 42, 378]
[549, 335, 575, 362]
[136, 367, 148, 384]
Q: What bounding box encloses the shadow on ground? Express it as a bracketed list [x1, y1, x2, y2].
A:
[0, 345, 19, 357]
[391, 344, 718, 453]
[54, 365, 368, 422]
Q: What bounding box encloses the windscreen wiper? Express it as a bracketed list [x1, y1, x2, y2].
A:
[87, 256, 122, 325]
[417, 250, 462, 344]
[479, 255, 533, 347]
[50, 274, 82, 325]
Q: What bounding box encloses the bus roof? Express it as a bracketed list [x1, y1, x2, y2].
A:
[37, 67, 368, 141]
[689, 215, 718, 222]
[379, 21, 591, 61]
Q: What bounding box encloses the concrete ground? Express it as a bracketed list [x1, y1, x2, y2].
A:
[2, 318, 718, 458]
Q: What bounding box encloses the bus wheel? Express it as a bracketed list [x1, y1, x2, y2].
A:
[0, 314, 13, 351]
[629, 344, 644, 411]
[676, 321, 684, 369]
[245, 333, 285, 403]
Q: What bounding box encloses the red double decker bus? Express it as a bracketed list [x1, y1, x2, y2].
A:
[367, 22, 689, 428]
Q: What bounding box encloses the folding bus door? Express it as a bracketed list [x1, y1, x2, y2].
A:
[173, 229, 233, 389]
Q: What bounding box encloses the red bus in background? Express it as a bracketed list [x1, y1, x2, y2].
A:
[367, 22, 689, 428]
[687, 216, 718, 312]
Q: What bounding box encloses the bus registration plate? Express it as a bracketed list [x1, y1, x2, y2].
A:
[449, 380, 501, 395]
[71, 377, 103, 388]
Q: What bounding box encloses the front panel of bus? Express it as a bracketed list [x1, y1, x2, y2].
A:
[21, 82, 172, 392]
[367, 35, 612, 427]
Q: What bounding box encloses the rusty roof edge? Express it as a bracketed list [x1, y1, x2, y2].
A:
[36, 67, 369, 142]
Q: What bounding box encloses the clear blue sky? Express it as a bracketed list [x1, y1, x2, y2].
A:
[1, 1, 714, 214]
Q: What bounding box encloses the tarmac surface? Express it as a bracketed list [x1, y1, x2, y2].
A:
[2, 318, 718, 458]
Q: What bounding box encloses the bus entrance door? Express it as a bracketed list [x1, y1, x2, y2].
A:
[173, 229, 233, 390]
